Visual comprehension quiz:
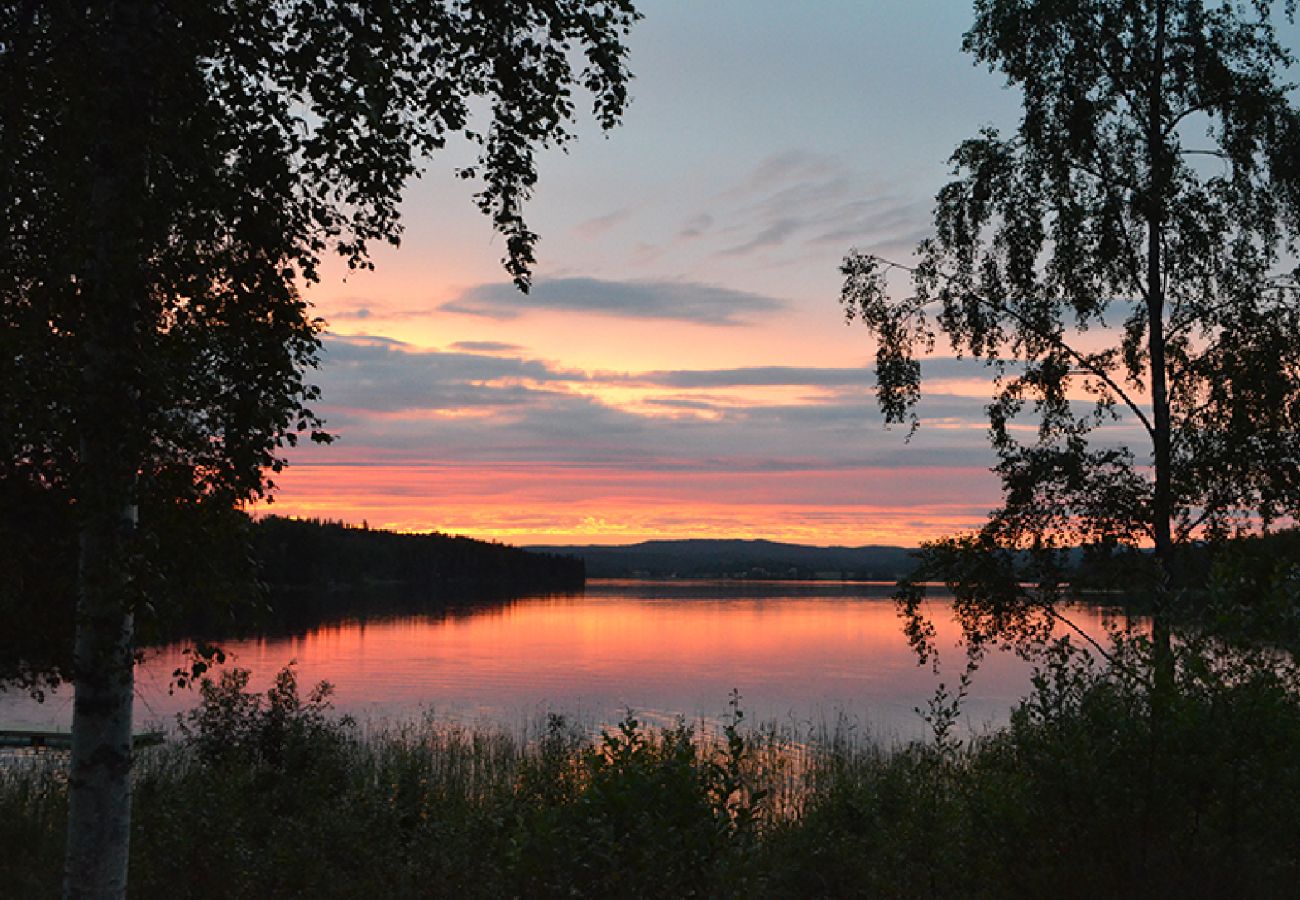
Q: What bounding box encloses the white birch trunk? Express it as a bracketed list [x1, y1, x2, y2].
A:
[63, 503, 137, 900]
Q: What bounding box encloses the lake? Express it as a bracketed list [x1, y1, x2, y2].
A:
[0, 579, 1133, 744]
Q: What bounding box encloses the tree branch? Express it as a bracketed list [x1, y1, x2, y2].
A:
[871, 256, 1157, 441]
[1167, 276, 1299, 337]
[1176, 505, 1213, 542]
[1039, 596, 1153, 690]
[1084, 143, 1150, 300]
[1042, 602, 1117, 665]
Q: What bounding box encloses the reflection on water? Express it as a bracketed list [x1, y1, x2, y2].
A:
[0, 579, 1138, 743]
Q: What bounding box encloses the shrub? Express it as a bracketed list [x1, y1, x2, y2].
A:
[509, 703, 768, 898]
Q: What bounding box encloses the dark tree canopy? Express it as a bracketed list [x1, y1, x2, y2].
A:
[1, 4, 639, 892]
[0, 0, 639, 686]
[841, 0, 1300, 659]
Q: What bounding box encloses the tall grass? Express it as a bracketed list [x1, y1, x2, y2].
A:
[3, 643, 1299, 898]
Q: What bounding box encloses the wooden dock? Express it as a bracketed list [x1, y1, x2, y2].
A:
[0, 728, 166, 750]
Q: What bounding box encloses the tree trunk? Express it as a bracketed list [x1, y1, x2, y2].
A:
[63, 498, 137, 899]
[63, 237, 145, 900]
[63, 4, 151, 895]
[1147, 211, 1175, 699]
[1145, 0, 1176, 705]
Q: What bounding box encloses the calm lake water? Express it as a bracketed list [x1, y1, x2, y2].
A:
[1, 579, 1134, 744]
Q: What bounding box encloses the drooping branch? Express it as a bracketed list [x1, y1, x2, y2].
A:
[1084, 144, 1150, 301]
[1176, 506, 1214, 543]
[1041, 602, 1117, 666]
[1167, 276, 1300, 338]
[869, 255, 1157, 441]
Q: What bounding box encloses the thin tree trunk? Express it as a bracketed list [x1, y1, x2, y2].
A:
[1145, 0, 1176, 704]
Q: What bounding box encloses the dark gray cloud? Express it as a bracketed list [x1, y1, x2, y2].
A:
[441, 277, 785, 326]
[317, 335, 583, 413]
[632, 366, 876, 388]
[738, 394, 963, 429]
[306, 338, 1056, 476]
[642, 396, 726, 412]
[919, 356, 1018, 380]
[449, 340, 525, 354]
[677, 213, 714, 239]
[626, 357, 1005, 389]
[322, 340, 1006, 416]
[312, 337, 994, 468]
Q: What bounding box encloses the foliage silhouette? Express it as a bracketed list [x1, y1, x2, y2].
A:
[6, 655, 1300, 898]
[0, 0, 638, 893]
[841, 0, 1300, 681]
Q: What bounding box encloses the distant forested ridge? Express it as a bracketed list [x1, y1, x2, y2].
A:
[0, 513, 586, 677]
[527, 539, 918, 580]
[184, 516, 586, 637]
[256, 516, 584, 594]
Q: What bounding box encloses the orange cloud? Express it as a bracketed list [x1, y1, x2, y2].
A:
[257, 462, 999, 546]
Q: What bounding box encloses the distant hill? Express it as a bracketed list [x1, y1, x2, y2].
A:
[527, 539, 918, 580]
[215, 517, 588, 634]
[256, 516, 584, 595]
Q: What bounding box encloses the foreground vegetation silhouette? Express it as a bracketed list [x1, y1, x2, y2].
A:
[1, 2, 639, 893]
[841, 0, 1300, 682]
[5, 646, 1299, 899]
[844, 1, 1298, 891]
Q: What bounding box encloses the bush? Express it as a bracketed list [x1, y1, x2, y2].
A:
[3, 651, 1298, 898]
[176, 664, 349, 769]
[761, 636, 1300, 899]
[509, 703, 768, 898]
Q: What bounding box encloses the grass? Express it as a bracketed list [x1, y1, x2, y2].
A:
[4, 643, 1300, 899]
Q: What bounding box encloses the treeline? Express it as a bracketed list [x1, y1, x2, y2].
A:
[170, 516, 584, 640]
[532, 539, 918, 581]
[1178, 528, 1300, 653]
[254, 515, 583, 595]
[0, 503, 583, 676]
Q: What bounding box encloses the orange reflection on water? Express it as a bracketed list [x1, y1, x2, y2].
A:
[0, 582, 1134, 742]
[161, 583, 1129, 739]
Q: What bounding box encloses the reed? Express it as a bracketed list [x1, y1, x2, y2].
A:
[3, 649, 1298, 898]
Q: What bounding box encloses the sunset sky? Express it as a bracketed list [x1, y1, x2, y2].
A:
[264, 1, 1072, 546]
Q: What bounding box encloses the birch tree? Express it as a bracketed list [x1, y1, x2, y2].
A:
[841, 0, 1300, 678]
[0, 2, 639, 896]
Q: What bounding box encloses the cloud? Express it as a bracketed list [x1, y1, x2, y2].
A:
[302, 337, 1165, 534]
[642, 396, 725, 412]
[621, 357, 1015, 390]
[677, 213, 714, 239]
[317, 335, 583, 413]
[440, 277, 785, 326]
[721, 217, 805, 257]
[330, 307, 375, 320]
[574, 207, 632, 238]
[806, 196, 933, 249]
[322, 300, 441, 322]
[449, 341, 525, 354]
[632, 366, 876, 389]
[642, 150, 933, 265]
[729, 150, 842, 197]
[307, 336, 1004, 474]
